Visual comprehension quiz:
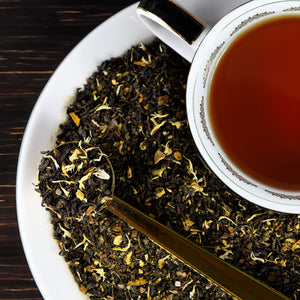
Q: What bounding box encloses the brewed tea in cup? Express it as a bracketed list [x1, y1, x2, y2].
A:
[137, 0, 300, 213]
[208, 14, 300, 192]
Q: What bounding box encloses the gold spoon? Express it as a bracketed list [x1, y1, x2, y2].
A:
[102, 195, 288, 300]
[40, 142, 289, 300]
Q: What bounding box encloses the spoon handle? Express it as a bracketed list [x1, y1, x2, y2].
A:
[104, 195, 288, 300]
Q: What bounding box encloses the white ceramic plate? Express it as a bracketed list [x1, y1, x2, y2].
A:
[16, 4, 154, 299]
[16, 1, 251, 299]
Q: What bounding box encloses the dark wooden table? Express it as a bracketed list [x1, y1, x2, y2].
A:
[0, 1, 136, 299]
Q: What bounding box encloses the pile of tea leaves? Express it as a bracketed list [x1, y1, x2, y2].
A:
[38, 40, 300, 299]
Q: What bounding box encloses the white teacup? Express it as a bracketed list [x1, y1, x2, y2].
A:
[137, 0, 300, 214]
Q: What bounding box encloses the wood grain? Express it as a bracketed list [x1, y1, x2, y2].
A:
[0, 1, 136, 298]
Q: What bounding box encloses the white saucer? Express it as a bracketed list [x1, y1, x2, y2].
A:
[16, 1, 251, 299]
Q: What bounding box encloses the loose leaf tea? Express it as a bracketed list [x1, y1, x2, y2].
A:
[37, 40, 300, 299]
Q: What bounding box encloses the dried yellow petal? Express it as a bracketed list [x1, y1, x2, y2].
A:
[183, 219, 195, 231]
[158, 255, 170, 269]
[158, 95, 169, 106]
[58, 223, 72, 239]
[95, 104, 111, 112]
[76, 189, 87, 202]
[292, 239, 300, 252]
[162, 140, 172, 156]
[134, 61, 147, 67]
[152, 167, 166, 178]
[125, 250, 133, 265]
[150, 118, 166, 136]
[69, 148, 82, 162]
[85, 206, 96, 216]
[127, 277, 148, 286]
[113, 235, 123, 246]
[62, 163, 75, 177]
[44, 155, 60, 169]
[140, 141, 147, 151]
[80, 285, 87, 293]
[154, 150, 166, 164]
[127, 166, 132, 178]
[139, 260, 144, 267]
[174, 151, 182, 160]
[169, 120, 184, 129]
[138, 94, 144, 103]
[78, 173, 92, 190]
[113, 234, 131, 251]
[69, 112, 80, 127]
[186, 182, 204, 193]
[96, 78, 102, 91]
[155, 187, 165, 198]
[93, 169, 110, 180]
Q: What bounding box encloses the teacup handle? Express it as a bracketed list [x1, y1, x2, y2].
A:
[137, 0, 211, 62]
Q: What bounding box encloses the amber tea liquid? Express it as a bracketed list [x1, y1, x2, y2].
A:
[209, 15, 300, 191]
